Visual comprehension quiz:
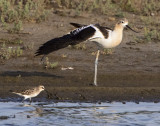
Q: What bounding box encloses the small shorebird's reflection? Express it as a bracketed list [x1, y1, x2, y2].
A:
[19, 103, 44, 117]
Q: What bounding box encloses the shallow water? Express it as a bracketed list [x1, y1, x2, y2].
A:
[0, 102, 160, 126]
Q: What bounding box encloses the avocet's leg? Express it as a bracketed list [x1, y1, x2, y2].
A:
[41, 55, 46, 62]
[94, 50, 100, 86]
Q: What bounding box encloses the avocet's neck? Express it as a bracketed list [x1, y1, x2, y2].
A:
[108, 24, 124, 47]
[114, 24, 124, 32]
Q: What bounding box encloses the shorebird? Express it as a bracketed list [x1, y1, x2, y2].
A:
[11, 85, 45, 104]
[35, 18, 138, 86]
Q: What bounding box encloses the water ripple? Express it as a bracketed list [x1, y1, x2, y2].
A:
[0, 102, 160, 126]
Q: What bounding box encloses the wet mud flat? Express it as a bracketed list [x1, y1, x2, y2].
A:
[0, 70, 160, 103]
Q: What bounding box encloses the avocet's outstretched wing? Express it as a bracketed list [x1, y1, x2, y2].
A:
[35, 25, 96, 57]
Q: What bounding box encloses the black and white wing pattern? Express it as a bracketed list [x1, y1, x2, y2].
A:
[70, 23, 112, 39]
[94, 24, 111, 39]
[35, 25, 96, 56]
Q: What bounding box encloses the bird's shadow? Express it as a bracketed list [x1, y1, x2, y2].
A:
[0, 71, 63, 78]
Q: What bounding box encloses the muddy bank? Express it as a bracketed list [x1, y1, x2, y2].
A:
[1, 86, 160, 102]
[0, 70, 160, 102]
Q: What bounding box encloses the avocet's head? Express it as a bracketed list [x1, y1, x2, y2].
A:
[116, 18, 138, 33]
[38, 85, 45, 91]
[117, 18, 128, 27]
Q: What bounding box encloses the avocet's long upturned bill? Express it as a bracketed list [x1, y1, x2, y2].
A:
[35, 18, 138, 86]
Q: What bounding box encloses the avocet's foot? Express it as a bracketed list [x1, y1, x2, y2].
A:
[89, 83, 98, 86]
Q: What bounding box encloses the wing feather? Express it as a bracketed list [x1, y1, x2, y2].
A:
[95, 24, 112, 39]
[35, 26, 96, 56]
[70, 22, 86, 28]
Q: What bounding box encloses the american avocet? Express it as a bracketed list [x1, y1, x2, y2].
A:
[11, 85, 45, 104]
[35, 18, 138, 86]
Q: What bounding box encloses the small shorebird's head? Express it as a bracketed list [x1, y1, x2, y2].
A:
[39, 85, 45, 91]
[116, 18, 138, 33]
